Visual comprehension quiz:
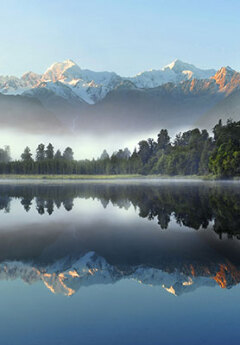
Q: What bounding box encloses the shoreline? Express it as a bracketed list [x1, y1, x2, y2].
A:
[0, 174, 238, 183]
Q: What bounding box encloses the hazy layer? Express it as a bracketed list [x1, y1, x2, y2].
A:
[0, 129, 160, 160]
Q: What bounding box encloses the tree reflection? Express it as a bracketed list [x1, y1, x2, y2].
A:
[21, 197, 33, 212]
[0, 182, 239, 238]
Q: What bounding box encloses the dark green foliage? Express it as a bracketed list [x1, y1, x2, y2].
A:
[45, 143, 54, 160]
[63, 147, 74, 161]
[36, 144, 45, 161]
[100, 150, 109, 160]
[157, 129, 170, 151]
[54, 150, 62, 160]
[0, 119, 239, 177]
[209, 120, 240, 177]
[0, 146, 11, 163]
[138, 138, 156, 167]
[21, 147, 32, 161]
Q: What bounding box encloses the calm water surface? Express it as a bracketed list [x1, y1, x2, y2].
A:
[0, 180, 240, 345]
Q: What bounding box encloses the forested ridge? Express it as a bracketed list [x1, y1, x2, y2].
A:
[0, 119, 239, 177]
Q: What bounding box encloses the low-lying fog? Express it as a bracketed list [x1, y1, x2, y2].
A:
[0, 126, 191, 161]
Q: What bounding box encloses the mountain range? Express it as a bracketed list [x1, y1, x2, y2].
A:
[0, 59, 217, 103]
[0, 59, 240, 134]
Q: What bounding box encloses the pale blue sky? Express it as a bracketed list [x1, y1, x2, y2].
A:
[0, 0, 239, 76]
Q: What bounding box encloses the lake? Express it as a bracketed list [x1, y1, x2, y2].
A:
[0, 179, 240, 345]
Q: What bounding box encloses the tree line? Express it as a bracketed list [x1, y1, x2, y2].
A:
[0, 119, 239, 177]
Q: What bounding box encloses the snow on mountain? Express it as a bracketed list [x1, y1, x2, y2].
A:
[0, 76, 33, 95]
[128, 59, 216, 88]
[42, 59, 82, 81]
[0, 70, 41, 95]
[0, 59, 234, 105]
[67, 77, 120, 104]
[24, 80, 86, 104]
[21, 71, 42, 85]
[0, 59, 121, 103]
[127, 69, 177, 88]
[165, 59, 216, 79]
[40, 59, 122, 103]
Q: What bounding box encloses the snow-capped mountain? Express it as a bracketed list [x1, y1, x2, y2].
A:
[0, 59, 217, 104]
[0, 71, 41, 95]
[127, 59, 216, 88]
[0, 59, 239, 132]
[39, 59, 122, 104]
[0, 59, 123, 104]
[165, 59, 216, 80]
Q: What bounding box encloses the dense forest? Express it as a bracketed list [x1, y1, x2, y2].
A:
[0, 119, 239, 177]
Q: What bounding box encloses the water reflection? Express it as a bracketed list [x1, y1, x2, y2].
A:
[0, 182, 240, 238]
[0, 181, 240, 296]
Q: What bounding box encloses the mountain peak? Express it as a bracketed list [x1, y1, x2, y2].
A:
[217, 66, 235, 74]
[162, 59, 216, 81]
[164, 59, 195, 72]
[21, 71, 41, 80]
[49, 59, 78, 69]
[63, 58, 76, 64]
[212, 66, 237, 90]
[62, 59, 79, 69]
[42, 59, 82, 82]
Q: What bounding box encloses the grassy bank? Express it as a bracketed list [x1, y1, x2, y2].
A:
[0, 174, 142, 180]
[0, 174, 228, 180]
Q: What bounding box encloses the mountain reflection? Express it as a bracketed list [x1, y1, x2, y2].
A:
[0, 181, 240, 296]
[1, 249, 240, 297]
[0, 182, 239, 238]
